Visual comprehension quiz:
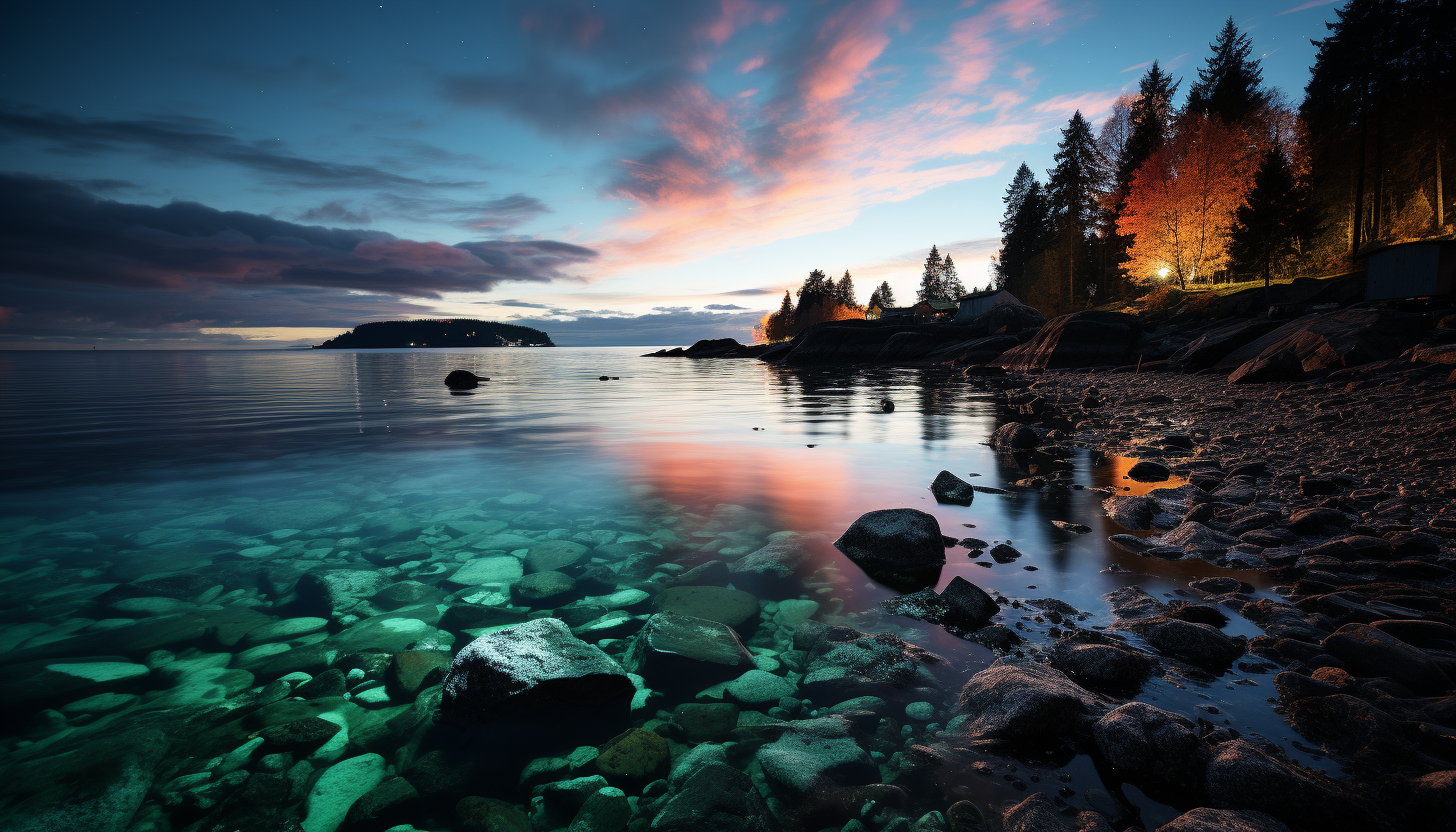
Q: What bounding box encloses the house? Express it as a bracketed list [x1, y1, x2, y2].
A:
[1364, 238, 1456, 301]
[952, 288, 1022, 324]
[876, 306, 917, 319]
[912, 300, 959, 321]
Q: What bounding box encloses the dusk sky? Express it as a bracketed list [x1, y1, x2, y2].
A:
[1, 0, 1346, 348]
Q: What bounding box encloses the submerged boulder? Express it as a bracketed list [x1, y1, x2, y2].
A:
[438, 618, 634, 724]
[624, 613, 755, 692]
[833, 509, 945, 591]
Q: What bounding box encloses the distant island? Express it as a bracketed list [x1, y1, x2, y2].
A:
[314, 319, 554, 349]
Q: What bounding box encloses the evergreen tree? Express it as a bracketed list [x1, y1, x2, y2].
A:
[1186, 18, 1267, 125]
[875, 280, 896, 308]
[1046, 111, 1107, 300]
[999, 163, 1037, 237]
[916, 245, 944, 303]
[941, 254, 966, 300]
[835, 270, 857, 308]
[997, 180, 1051, 295]
[776, 290, 794, 319]
[795, 269, 834, 313]
[866, 286, 882, 312]
[1117, 62, 1181, 210]
[1229, 145, 1320, 290]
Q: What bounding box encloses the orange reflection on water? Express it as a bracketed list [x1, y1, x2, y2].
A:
[616, 440, 852, 534]
[1102, 453, 1187, 497]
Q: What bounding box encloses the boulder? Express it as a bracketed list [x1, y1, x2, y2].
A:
[1203, 738, 1375, 831]
[624, 613, 755, 692]
[594, 728, 670, 788]
[652, 762, 773, 832]
[1049, 638, 1157, 696]
[511, 571, 578, 606]
[1156, 808, 1292, 832]
[756, 717, 877, 801]
[1321, 623, 1452, 694]
[995, 311, 1142, 370]
[990, 422, 1042, 452]
[654, 586, 760, 634]
[296, 569, 391, 618]
[728, 537, 813, 598]
[930, 470, 976, 505]
[833, 509, 945, 591]
[1092, 703, 1203, 797]
[1224, 307, 1428, 382]
[444, 370, 483, 389]
[1127, 460, 1171, 482]
[956, 660, 1100, 744]
[939, 576, 999, 628]
[524, 540, 592, 573]
[800, 630, 945, 704]
[1169, 319, 1283, 371]
[439, 618, 634, 724]
[1138, 619, 1245, 669]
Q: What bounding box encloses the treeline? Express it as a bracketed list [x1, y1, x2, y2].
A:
[993, 1, 1454, 314]
[756, 269, 880, 342]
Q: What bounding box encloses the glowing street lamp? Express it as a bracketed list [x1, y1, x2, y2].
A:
[1157, 267, 1170, 279]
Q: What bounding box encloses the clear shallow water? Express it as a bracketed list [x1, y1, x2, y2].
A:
[0, 348, 1333, 828]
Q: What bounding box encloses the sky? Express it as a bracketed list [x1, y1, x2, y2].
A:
[0, 0, 1347, 348]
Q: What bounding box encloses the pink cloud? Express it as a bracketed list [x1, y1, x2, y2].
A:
[737, 54, 767, 74]
[699, 0, 786, 46]
[799, 0, 899, 105]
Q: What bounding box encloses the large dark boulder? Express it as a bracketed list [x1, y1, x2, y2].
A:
[1224, 307, 1428, 382]
[1092, 702, 1203, 799]
[1321, 623, 1452, 694]
[833, 509, 945, 591]
[1050, 637, 1158, 696]
[1203, 738, 1377, 831]
[956, 660, 1101, 744]
[438, 618, 634, 724]
[1169, 319, 1283, 371]
[652, 761, 773, 832]
[800, 628, 945, 704]
[994, 311, 1142, 370]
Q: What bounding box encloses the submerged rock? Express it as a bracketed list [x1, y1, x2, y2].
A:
[444, 369, 484, 389]
[728, 537, 813, 598]
[624, 613, 755, 693]
[834, 508, 946, 591]
[439, 618, 634, 725]
[756, 717, 877, 801]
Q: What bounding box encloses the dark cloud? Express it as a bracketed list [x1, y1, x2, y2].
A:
[651, 306, 692, 313]
[490, 299, 556, 309]
[703, 303, 746, 310]
[0, 102, 482, 191]
[510, 309, 764, 346]
[71, 178, 139, 194]
[296, 200, 373, 225]
[0, 173, 596, 339]
[378, 192, 549, 230]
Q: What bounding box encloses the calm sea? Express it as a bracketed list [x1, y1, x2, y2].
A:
[0, 347, 1333, 827]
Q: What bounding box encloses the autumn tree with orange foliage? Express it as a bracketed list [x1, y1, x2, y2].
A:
[1118, 114, 1258, 288]
[754, 270, 863, 343]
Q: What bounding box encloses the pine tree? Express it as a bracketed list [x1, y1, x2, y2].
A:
[940, 254, 966, 300]
[916, 245, 944, 303]
[1047, 111, 1107, 300]
[835, 270, 857, 308]
[1186, 18, 1267, 126]
[875, 280, 896, 308]
[997, 180, 1051, 295]
[1229, 145, 1320, 290]
[1116, 62, 1181, 211]
[866, 286, 882, 312]
[999, 164, 1037, 238]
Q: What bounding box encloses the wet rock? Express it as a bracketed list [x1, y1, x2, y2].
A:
[669, 560, 731, 588]
[1051, 520, 1092, 534]
[970, 624, 1022, 652]
[1000, 792, 1084, 832]
[448, 557, 524, 586]
[1225, 307, 1426, 383]
[0, 729, 169, 832]
[801, 629, 945, 704]
[834, 509, 945, 591]
[756, 717, 878, 801]
[297, 569, 391, 619]
[625, 613, 755, 693]
[445, 369, 484, 388]
[1190, 577, 1254, 595]
[991, 423, 1042, 451]
[652, 761, 773, 832]
[725, 668, 796, 706]
[525, 540, 592, 573]
[1321, 623, 1452, 694]
[511, 571, 578, 606]
[370, 580, 445, 609]
[1139, 619, 1245, 669]
[1150, 522, 1238, 555]
[259, 717, 343, 751]
[940, 576, 1000, 627]
[440, 618, 634, 724]
[456, 796, 531, 832]
[1128, 460, 1171, 482]
[1287, 507, 1353, 535]
[1170, 319, 1284, 371]
[1203, 738, 1374, 831]
[594, 727, 670, 788]
[1092, 703, 1202, 798]
[930, 471, 976, 505]
[654, 586, 759, 634]
[728, 537, 812, 598]
[956, 660, 1100, 744]
[568, 786, 630, 832]
[0, 659, 151, 707]
[672, 703, 740, 742]
[1049, 637, 1158, 696]
[1156, 808, 1292, 832]
[302, 752, 386, 832]
[978, 547, 1022, 569]
[343, 775, 421, 832]
[1286, 692, 1410, 758]
[388, 649, 451, 697]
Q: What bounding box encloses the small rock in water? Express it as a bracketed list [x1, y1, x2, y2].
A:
[930, 470, 976, 506]
[444, 370, 484, 389]
[879, 399, 895, 412]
